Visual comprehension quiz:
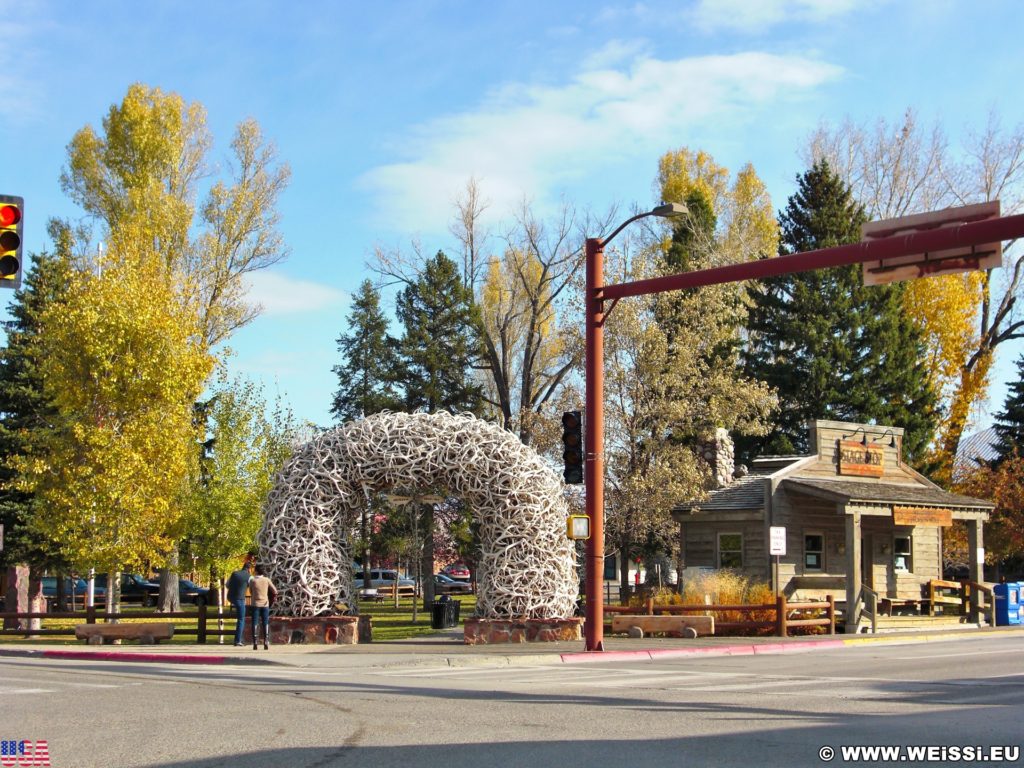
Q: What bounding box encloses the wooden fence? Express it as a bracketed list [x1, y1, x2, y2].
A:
[0, 604, 235, 643]
[603, 594, 836, 637]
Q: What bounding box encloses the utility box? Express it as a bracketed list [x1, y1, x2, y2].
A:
[993, 582, 1022, 626]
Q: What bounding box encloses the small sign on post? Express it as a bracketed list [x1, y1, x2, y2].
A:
[769, 526, 787, 556]
[769, 526, 786, 598]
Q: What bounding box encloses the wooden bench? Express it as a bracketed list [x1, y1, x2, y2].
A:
[75, 623, 175, 645]
[611, 614, 714, 638]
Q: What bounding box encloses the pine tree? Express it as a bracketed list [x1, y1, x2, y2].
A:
[396, 252, 483, 415]
[0, 227, 72, 569]
[993, 354, 1024, 462]
[330, 280, 402, 423]
[741, 161, 937, 463]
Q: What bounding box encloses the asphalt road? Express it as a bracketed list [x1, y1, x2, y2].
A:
[2, 635, 1022, 768]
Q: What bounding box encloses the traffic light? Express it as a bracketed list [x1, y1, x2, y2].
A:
[0, 195, 24, 289]
[561, 410, 584, 485]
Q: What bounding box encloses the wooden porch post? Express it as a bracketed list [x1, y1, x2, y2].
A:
[844, 507, 861, 633]
[968, 517, 985, 620]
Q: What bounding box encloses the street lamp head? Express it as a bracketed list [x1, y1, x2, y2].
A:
[651, 202, 688, 218]
[598, 201, 691, 248]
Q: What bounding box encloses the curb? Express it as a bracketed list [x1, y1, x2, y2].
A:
[560, 638, 846, 663]
[0, 647, 280, 666]
[2, 626, 1019, 668]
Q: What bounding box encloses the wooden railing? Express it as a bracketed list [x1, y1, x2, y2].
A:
[860, 585, 878, 634]
[603, 594, 835, 637]
[963, 581, 996, 626]
[0, 603, 234, 643]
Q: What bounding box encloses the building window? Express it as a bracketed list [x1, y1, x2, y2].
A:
[718, 532, 743, 568]
[894, 536, 912, 572]
[804, 533, 824, 571]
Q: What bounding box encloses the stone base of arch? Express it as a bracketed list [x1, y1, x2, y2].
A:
[463, 617, 583, 645]
[252, 616, 369, 645]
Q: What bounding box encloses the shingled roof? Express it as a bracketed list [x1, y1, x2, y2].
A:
[672, 474, 766, 513]
[782, 478, 994, 511]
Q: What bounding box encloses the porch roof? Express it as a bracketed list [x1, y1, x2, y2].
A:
[782, 478, 994, 512]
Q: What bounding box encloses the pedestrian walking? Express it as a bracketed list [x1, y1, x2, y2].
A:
[250, 564, 277, 650]
[226, 561, 252, 647]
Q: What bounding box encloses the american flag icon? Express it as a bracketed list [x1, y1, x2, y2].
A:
[0, 740, 50, 766]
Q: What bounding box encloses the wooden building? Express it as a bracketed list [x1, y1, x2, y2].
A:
[672, 420, 994, 632]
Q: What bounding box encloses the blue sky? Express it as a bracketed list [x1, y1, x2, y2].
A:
[3, 0, 1023, 432]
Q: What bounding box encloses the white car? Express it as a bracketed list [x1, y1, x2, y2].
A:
[354, 569, 416, 591]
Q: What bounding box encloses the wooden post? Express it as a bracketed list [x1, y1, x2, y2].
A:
[646, 597, 654, 615]
[844, 509, 861, 633]
[776, 594, 787, 637]
[968, 519, 984, 621]
[197, 602, 207, 644]
[826, 594, 835, 635]
[86, 605, 96, 625]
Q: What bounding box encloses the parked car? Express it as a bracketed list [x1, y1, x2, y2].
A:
[177, 579, 210, 607]
[93, 573, 161, 606]
[442, 563, 471, 582]
[41, 576, 106, 608]
[433, 573, 473, 595]
[354, 569, 416, 591]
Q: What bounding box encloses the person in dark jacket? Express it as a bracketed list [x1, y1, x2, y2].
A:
[226, 562, 252, 646]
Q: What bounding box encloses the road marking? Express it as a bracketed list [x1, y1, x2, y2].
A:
[889, 649, 1013, 660]
[0, 688, 56, 694]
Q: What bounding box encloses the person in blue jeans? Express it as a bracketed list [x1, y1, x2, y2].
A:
[226, 562, 252, 646]
[249, 564, 277, 650]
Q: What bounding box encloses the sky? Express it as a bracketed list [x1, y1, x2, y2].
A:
[3, 0, 1024, 434]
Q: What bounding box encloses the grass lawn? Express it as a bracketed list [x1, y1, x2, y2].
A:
[0, 595, 476, 645]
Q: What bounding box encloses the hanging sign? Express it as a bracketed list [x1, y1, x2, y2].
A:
[838, 440, 885, 477]
[893, 507, 953, 527]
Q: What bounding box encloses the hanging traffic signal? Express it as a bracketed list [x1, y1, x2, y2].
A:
[561, 410, 584, 485]
[0, 195, 24, 289]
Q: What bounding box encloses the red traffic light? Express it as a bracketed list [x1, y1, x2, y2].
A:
[0, 204, 20, 227]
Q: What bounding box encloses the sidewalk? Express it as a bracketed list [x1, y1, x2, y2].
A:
[2, 625, 1020, 669]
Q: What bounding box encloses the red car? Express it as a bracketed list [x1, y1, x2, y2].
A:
[442, 563, 471, 582]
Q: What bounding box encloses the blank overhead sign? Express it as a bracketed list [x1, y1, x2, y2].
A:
[861, 202, 1002, 286]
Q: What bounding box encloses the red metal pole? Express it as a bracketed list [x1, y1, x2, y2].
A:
[602, 213, 1024, 301]
[584, 237, 605, 652]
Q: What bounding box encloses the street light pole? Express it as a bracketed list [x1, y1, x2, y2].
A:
[581, 205, 1024, 652]
[583, 203, 686, 652]
[584, 235, 605, 651]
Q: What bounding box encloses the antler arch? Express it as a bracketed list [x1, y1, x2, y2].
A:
[258, 411, 578, 619]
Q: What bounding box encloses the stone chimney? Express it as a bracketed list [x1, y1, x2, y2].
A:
[700, 428, 735, 489]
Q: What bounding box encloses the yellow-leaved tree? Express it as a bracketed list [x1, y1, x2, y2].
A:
[55, 83, 290, 610]
[18, 245, 211, 610]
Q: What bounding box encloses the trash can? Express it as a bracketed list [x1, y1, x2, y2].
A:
[431, 599, 460, 629]
[993, 582, 1022, 626]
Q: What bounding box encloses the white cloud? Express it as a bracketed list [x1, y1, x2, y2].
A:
[690, 0, 864, 34]
[360, 50, 843, 232]
[244, 270, 347, 316]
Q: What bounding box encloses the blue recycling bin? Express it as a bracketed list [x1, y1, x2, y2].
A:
[993, 582, 1022, 626]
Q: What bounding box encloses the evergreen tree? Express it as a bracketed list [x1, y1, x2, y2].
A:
[993, 353, 1024, 462]
[741, 161, 937, 463]
[396, 251, 483, 414]
[0, 226, 72, 569]
[331, 280, 402, 423]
